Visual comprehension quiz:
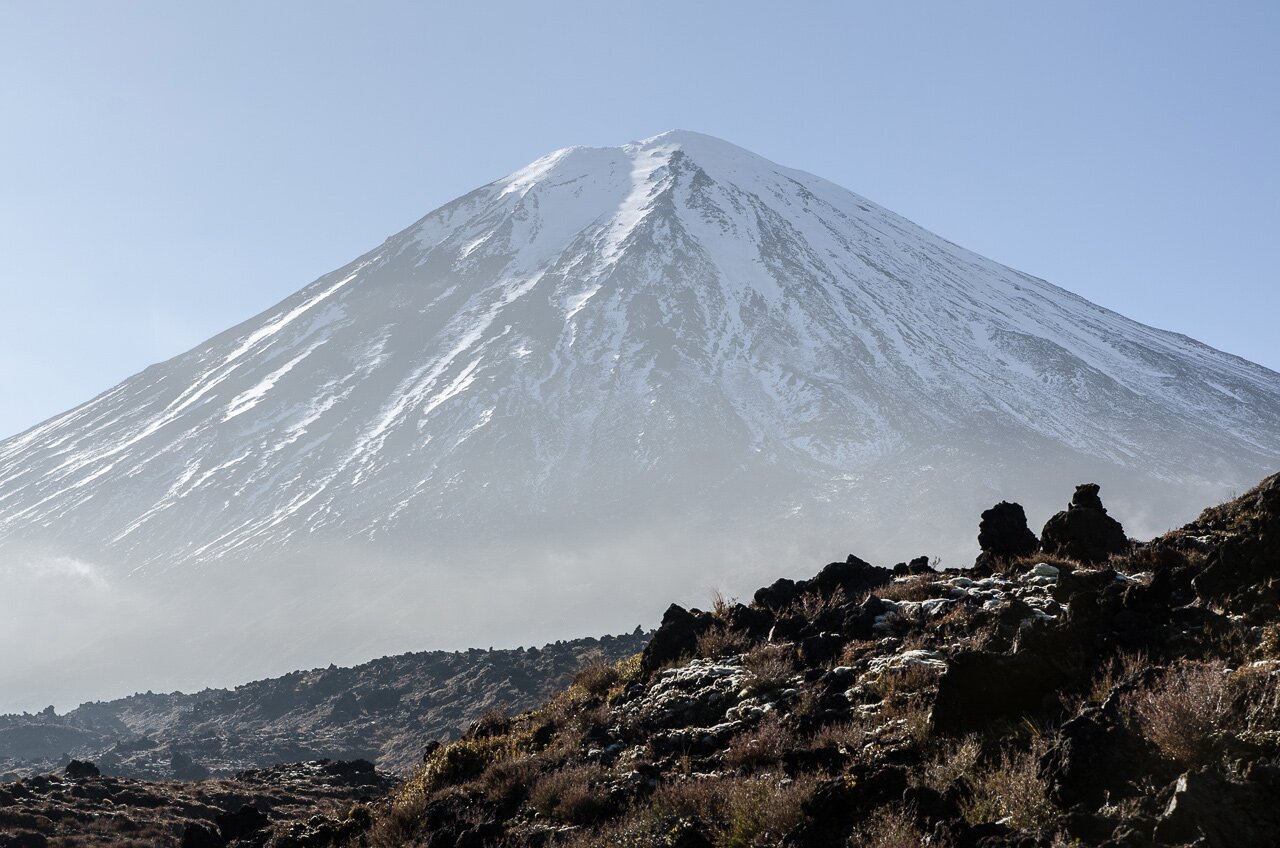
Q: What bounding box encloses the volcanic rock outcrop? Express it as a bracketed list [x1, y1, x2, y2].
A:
[974, 500, 1039, 574]
[1041, 482, 1130, 563]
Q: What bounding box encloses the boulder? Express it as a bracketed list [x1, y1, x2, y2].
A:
[180, 823, 224, 848]
[843, 596, 892, 641]
[216, 804, 269, 840]
[63, 760, 99, 780]
[1043, 708, 1164, 808]
[810, 554, 892, 599]
[640, 604, 711, 674]
[724, 603, 774, 638]
[977, 501, 1039, 560]
[1153, 768, 1280, 847]
[752, 578, 799, 611]
[931, 651, 1071, 734]
[1041, 484, 1128, 564]
[893, 555, 935, 576]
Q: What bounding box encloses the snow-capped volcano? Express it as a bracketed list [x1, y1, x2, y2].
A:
[2, 131, 1278, 705]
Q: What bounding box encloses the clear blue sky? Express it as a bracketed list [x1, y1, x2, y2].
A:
[1, 1, 1276, 439]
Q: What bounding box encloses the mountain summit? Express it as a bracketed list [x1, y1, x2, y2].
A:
[1, 131, 1277, 704]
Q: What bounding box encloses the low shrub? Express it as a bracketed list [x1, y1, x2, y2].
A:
[720, 774, 816, 847]
[866, 659, 944, 699]
[1124, 660, 1228, 765]
[1229, 662, 1280, 742]
[724, 713, 794, 771]
[374, 733, 518, 845]
[878, 696, 931, 746]
[414, 735, 513, 794]
[710, 589, 737, 621]
[960, 738, 1055, 832]
[697, 625, 750, 659]
[857, 806, 943, 848]
[573, 658, 621, 697]
[479, 753, 545, 804]
[1084, 648, 1149, 706]
[741, 643, 796, 695]
[528, 763, 611, 824]
[651, 773, 817, 848]
[809, 718, 870, 754]
[919, 735, 982, 795]
[792, 586, 848, 620]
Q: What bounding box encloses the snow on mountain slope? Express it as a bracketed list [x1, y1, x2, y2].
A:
[1, 131, 1277, 706]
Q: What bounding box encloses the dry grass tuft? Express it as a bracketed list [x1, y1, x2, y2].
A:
[710, 589, 737, 622]
[960, 737, 1056, 831]
[1087, 649, 1149, 705]
[1008, 552, 1080, 574]
[919, 735, 982, 795]
[528, 762, 611, 824]
[573, 657, 621, 698]
[724, 713, 794, 771]
[857, 806, 945, 848]
[741, 643, 797, 695]
[809, 718, 871, 754]
[1124, 660, 1228, 765]
[651, 772, 818, 847]
[697, 625, 750, 659]
[877, 575, 941, 602]
[867, 660, 944, 699]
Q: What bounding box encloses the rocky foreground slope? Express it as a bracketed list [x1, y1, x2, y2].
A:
[0, 632, 647, 782]
[3, 476, 1279, 847]
[351, 476, 1280, 848]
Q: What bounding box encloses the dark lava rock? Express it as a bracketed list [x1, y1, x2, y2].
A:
[0, 835, 49, 848]
[216, 803, 269, 840]
[810, 554, 892, 599]
[902, 784, 960, 826]
[1043, 708, 1165, 808]
[640, 604, 711, 674]
[723, 602, 774, 638]
[978, 501, 1039, 560]
[0, 758, 393, 847]
[843, 596, 892, 641]
[180, 822, 224, 848]
[1041, 483, 1128, 564]
[892, 555, 935, 576]
[1051, 567, 1118, 604]
[1153, 768, 1280, 847]
[1189, 473, 1280, 614]
[931, 651, 1071, 734]
[799, 632, 845, 666]
[63, 759, 99, 780]
[753, 578, 799, 611]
